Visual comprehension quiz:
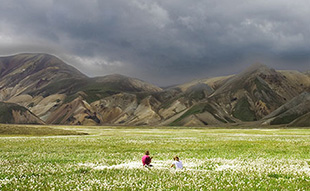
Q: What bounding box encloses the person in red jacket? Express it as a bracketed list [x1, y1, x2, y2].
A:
[142, 150, 153, 167]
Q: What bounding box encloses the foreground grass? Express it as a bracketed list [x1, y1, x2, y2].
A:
[0, 126, 310, 190]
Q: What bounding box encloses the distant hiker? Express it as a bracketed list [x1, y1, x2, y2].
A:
[142, 150, 153, 167]
[170, 156, 183, 169]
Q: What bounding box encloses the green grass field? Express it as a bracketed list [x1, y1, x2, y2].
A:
[0, 125, 310, 190]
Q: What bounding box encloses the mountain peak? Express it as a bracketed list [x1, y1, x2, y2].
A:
[0, 53, 86, 78]
[94, 74, 136, 83]
[6, 53, 60, 63]
[101, 73, 130, 80]
[211, 62, 279, 99]
[93, 74, 162, 92]
[15, 52, 54, 57]
[242, 63, 272, 74]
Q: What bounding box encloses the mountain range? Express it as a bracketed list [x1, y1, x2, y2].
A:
[0, 53, 309, 127]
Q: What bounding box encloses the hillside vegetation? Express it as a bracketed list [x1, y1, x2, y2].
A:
[0, 124, 87, 136]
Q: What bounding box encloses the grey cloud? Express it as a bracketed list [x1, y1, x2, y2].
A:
[0, 0, 309, 85]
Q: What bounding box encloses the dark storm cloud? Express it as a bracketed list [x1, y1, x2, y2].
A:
[0, 0, 309, 85]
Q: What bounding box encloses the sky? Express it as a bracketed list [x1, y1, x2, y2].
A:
[0, 0, 309, 86]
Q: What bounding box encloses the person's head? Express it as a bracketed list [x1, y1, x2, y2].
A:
[145, 150, 150, 155]
[173, 156, 179, 161]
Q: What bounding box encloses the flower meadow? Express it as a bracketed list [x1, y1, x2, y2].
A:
[0, 127, 310, 190]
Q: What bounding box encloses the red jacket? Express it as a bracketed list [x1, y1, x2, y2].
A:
[142, 155, 151, 166]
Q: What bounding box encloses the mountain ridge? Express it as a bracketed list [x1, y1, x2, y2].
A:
[0, 53, 309, 127]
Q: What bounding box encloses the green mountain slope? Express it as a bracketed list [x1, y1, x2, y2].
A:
[0, 102, 43, 124]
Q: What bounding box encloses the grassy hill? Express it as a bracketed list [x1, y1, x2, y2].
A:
[0, 102, 43, 124]
[0, 124, 88, 136]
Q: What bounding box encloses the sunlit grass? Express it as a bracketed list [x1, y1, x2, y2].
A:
[0, 126, 310, 190]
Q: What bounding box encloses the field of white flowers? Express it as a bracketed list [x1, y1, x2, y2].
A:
[0, 127, 310, 190]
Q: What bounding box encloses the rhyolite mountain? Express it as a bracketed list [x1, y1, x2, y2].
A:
[262, 92, 310, 126]
[0, 53, 162, 125]
[0, 53, 309, 127]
